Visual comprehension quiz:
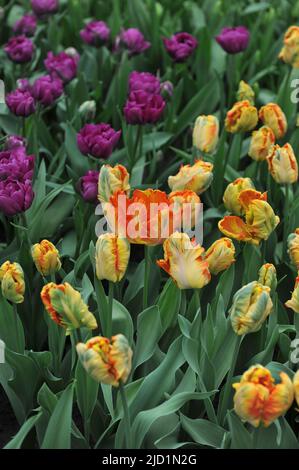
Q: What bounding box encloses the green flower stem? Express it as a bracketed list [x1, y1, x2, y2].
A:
[143, 246, 151, 310]
[107, 281, 114, 339]
[131, 125, 143, 170]
[13, 304, 22, 352]
[94, 275, 108, 335]
[218, 334, 243, 425]
[119, 381, 132, 449]
[283, 184, 291, 257]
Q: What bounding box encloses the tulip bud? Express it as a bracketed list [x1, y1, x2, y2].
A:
[285, 275, 299, 313]
[293, 370, 299, 407]
[236, 80, 255, 104]
[205, 237, 235, 275]
[288, 229, 299, 270]
[225, 100, 258, 133]
[229, 281, 273, 335]
[41, 282, 98, 332]
[78, 100, 96, 121]
[258, 263, 277, 293]
[95, 234, 130, 283]
[259, 103, 287, 139]
[76, 334, 133, 386]
[267, 143, 298, 184]
[279, 26, 299, 68]
[157, 232, 211, 289]
[223, 178, 255, 215]
[233, 365, 294, 427]
[31, 240, 61, 277]
[169, 190, 201, 229]
[0, 261, 25, 304]
[168, 160, 213, 195]
[193, 115, 219, 153]
[248, 126, 275, 162]
[98, 164, 130, 203]
[160, 80, 174, 99]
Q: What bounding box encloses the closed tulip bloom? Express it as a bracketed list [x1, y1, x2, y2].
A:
[77, 123, 121, 159]
[117, 28, 150, 56]
[219, 189, 279, 245]
[216, 26, 250, 54]
[233, 365, 294, 427]
[157, 232, 211, 289]
[259, 103, 287, 139]
[31, 240, 61, 276]
[279, 26, 299, 68]
[0, 147, 34, 182]
[193, 115, 219, 153]
[223, 178, 255, 215]
[0, 179, 34, 216]
[13, 14, 37, 37]
[77, 170, 99, 203]
[78, 100, 96, 121]
[258, 263, 277, 293]
[80, 20, 110, 47]
[225, 100, 258, 133]
[124, 91, 166, 125]
[237, 80, 255, 104]
[163, 32, 198, 62]
[267, 143, 298, 184]
[41, 282, 97, 332]
[168, 160, 213, 195]
[98, 164, 130, 203]
[76, 334, 132, 386]
[44, 50, 79, 83]
[230, 281, 273, 335]
[0, 261, 25, 304]
[6, 89, 35, 117]
[293, 370, 299, 407]
[288, 229, 299, 269]
[31, 0, 58, 17]
[205, 237, 235, 275]
[248, 126, 275, 162]
[285, 275, 299, 313]
[169, 190, 201, 229]
[128, 71, 161, 95]
[32, 75, 63, 107]
[95, 234, 130, 283]
[4, 35, 34, 63]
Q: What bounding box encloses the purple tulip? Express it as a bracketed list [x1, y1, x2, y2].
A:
[6, 89, 36, 117]
[4, 35, 34, 63]
[216, 26, 250, 54]
[13, 14, 37, 37]
[0, 178, 34, 216]
[124, 90, 166, 125]
[77, 123, 121, 159]
[44, 50, 79, 83]
[31, 0, 58, 17]
[80, 20, 110, 47]
[5, 135, 26, 150]
[116, 28, 150, 56]
[32, 75, 63, 106]
[129, 71, 161, 95]
[163, 32, 198, 62]
[77, 170, 99, 203]
[17, 78, 32, 93]
[0, 147, 34, 182]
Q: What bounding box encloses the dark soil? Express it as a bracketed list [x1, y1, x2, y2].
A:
[0, 386, 19, 448]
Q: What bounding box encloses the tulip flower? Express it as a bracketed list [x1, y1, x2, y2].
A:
[259, 103, 287, 139]
[31, 0, 58, 17]
[279, 26, 299, 68]
[77, 170, 99, 204]
[237, 80, 255, 104]
[0, 261, 25, 304]
[13, 14, 37, 37]
[157, 232, 211, 289]
[32, 75, 63, 107]
[229, 281, 273, 335]
[77, 123, 121, 159]
[219, 189, 279, 245]
[31, 240, 61, 277]
[193, 115, 219, 153]
[6, 89, 36, 117]
[233, 365, 294, 427]
[163, 32, 198, 62]
[124, 91, 166, 125]
[116, 28, 150, 56]
[223, 178, 255, 215]
[80, 20, 110, 47]
[293, 370, 299, 407]
[267, 143, 298, 184]
[129, 71, 161, 94]
[78, 101, 96, 121]
[98, 164, 130, 203]
[168, 160, 213, 195]
[0, 178, 34, 216]
[76, 334, 132, 386]
[225, 100, 258, 133]
[205, 237, 235, 275]
[4, 35, 34, 64]
[258, 263, 277, 293]
[95, 234, 130, 283]
[216, 26, 250, 54]
[285, 275, 299, 313]
[44, 50, 79, 83]
[288, 229, 299, 270]
[248, 126, 275, 162]
[41, 282, 97, 332]
[0, 147, 34, 182]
